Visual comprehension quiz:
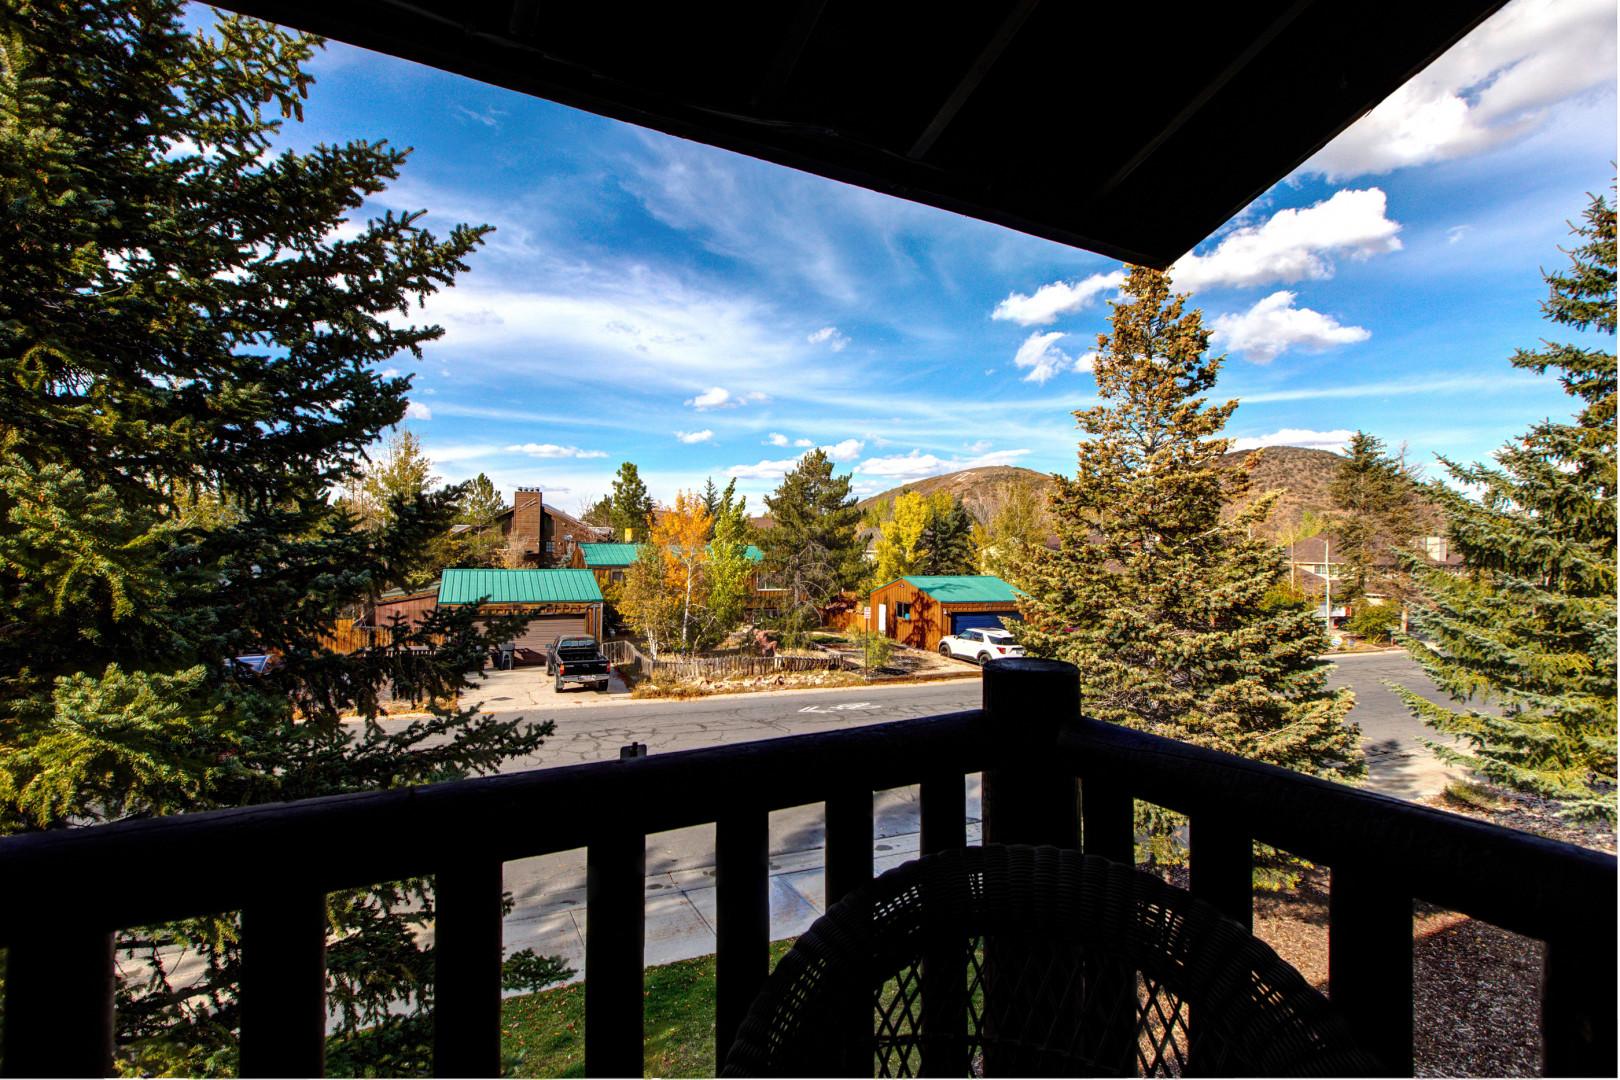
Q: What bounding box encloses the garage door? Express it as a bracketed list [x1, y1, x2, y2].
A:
[950, 611, 1020, 634]
[482, 613, 589, 660]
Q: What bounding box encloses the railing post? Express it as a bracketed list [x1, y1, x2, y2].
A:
[584, 827, 646, 1078]
[980, 657, 1081, 848]
[919, 771, 966, 856]
[1328, 863, 1412, 1076]
[1543, 925, 1618, 1077]
[2, 928, 115, 1078]
[715, 810, 769, 1065]
[433, 858, 505, 1078]
[239, 889, 328, 1078]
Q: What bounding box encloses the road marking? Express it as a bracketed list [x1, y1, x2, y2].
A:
[798, 702, 877, 714]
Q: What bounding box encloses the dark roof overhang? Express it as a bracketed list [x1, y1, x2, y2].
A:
[214, 1, 1502, 265]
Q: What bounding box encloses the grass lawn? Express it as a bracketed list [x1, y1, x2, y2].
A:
[502, 940, 796, 1077]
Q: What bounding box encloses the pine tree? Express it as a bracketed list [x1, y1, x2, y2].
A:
[1017, 267, 1360, 780]
[0, 4, 563, 1070]
[700, 476, 722, 527]
[760, 450, 864, 639]
[1328, 431, 1419, 601]
[609, 461, 654, 540]
[458, 473, 506, 526]
[1399, 190, 1617, 822]
[917, 494, 975, 575]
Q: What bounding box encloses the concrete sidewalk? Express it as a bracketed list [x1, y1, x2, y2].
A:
[505, 817, 986, 987]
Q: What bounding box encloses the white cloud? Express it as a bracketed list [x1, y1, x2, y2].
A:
[1210, 291, 1371, 363]
[1446, 225, 1471, 245]
[807, 325, 850, 351]
[379, 366, 402, 379]
[726, 457, 801, 481]
[1012, 331, 1077, 384]
[854, 447, 1031, 484]
[1231, 428, 1356, 453]
[503, 443, 610, 459]
[1305, 0, 1616, 179]
[675, 429, 715, 444]
[964, 440, 991, 454]
[686, 386, 768, 410]
[794, 438, 814, 447]
[404, 401, 432, 420]
[422, 443, 502, 463]
[821, 438, 865, 460]
[1170, 189, 1402, 292]
[766, 432, 790, 446]
[991, 270, 1124, 326]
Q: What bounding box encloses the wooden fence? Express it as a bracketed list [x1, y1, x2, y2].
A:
[319, 620, 443, 655]
[602, 639, 853, 680]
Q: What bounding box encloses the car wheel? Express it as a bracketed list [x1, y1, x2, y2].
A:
[938, 643, 952, 657]
[977, 652, 992, 665]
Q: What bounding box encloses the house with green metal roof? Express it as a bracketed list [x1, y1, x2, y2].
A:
[867, 574, 1025, 653]
[437, 569, 605, 659]
[572, 543, 771, 610]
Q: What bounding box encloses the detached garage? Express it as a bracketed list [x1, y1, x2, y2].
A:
[438, 569, 605, 664]
[867, 575, 1023, 653]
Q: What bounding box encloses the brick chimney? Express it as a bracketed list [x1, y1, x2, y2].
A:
[513, 488, 542, 556]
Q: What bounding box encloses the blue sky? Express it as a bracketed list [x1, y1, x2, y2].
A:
[252, 0, 1614, 513]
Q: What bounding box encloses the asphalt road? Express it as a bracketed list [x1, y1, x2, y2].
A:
[388, 653, 1461, 964]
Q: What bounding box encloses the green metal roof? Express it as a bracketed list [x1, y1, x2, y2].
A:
[578, 542, 764, 566]
[901, 575, 1023, 604]
[578, 542, 643, 567]
[438, 569, 603, 605]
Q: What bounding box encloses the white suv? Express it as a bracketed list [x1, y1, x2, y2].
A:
[939, 627, 1025, 664]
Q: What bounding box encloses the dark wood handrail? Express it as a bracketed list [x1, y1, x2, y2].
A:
[0, 710, 988, 936]
[1055, 718, 1616, 942]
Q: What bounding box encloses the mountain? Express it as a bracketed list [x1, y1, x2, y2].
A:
[854, 465, 1051, 522]
[850, 447, 1442, 542]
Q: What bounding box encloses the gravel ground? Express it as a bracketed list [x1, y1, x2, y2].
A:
[1152, 789, 1614, 1077]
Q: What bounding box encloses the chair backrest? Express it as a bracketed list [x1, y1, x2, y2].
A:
[724, 844, 1380, 1077]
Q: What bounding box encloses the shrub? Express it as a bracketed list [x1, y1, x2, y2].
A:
[1346, 602, 1402, 642]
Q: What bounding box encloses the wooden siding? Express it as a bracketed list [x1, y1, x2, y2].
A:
[368, 588, 438, 629]
[865, 580, 1020, 652]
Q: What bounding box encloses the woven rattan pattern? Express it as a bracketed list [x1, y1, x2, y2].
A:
[723, 845, 1378, 1076]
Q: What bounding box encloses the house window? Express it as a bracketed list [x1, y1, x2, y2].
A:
[895, 601, 912, 619]
[611, 570, 626, 584]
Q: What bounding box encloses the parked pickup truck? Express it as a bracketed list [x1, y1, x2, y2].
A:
[545, 635, 611, 693]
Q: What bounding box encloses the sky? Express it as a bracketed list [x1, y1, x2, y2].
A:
[243, 0, 1615, 513]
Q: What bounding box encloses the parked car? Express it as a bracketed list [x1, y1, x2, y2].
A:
[545, 635, 611, 692]
[938, 627, 1025, 664]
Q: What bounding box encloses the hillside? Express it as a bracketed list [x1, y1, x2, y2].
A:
[851, 447, 1441, 541]
[853, 465, 1051, 523]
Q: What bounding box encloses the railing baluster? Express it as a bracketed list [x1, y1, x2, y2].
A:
[584, 830, 646, 1078]
[918, 772, 969, 1076]
[239, 890, 328, 1078]
[919, 770, 966, 855]
[1543, 927, 1618, 1076]
[433, 858, 504, 1078]
[1079, 774, 1132, 863]
[824, 789, 873, 908]
[1, 928, 114, 1078]
[715, 811, 769, 1066]
[1328, 863, 1412, 1076]
[1189, 816, 1252, 930]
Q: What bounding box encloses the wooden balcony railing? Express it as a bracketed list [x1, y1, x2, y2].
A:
[0, 659, 1613, 1077]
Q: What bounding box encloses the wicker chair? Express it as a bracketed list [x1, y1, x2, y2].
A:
[723, 844, 1379, 1077]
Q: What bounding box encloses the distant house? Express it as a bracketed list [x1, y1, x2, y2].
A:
[437, 568, 605, 661]
[573, 541, 782, 612]
[452, 488, 611, 568]
[1287, 533, 1463, 626]
[867, 575, 1023, 652]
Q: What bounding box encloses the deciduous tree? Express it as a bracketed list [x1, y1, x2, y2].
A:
[973, 479, 1049, 585]
[1399, 190, 1617, 822]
